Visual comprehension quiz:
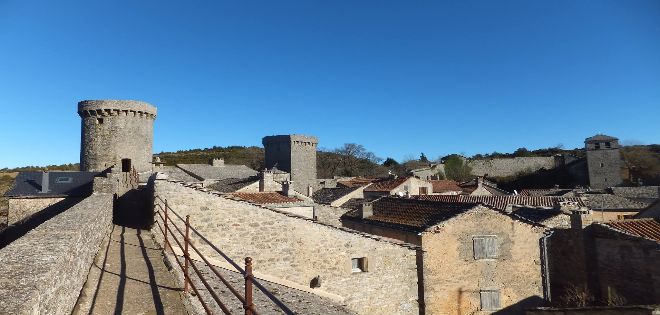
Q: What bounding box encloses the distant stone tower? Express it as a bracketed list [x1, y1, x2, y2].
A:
[585, 134, 622, 189]
[262, 135, 318, 192]
[78, 100, 157, 173]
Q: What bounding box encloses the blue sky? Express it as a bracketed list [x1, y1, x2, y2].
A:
[1, 0, 659, 168]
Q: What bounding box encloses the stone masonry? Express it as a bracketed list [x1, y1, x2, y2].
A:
[585, 135, 622, 189]
[79, 100, 157, 173]
[153, 180, 420, 315]
[263, 135, 318, 193]
[0, 193, 113, 314]
[469, 157, 559, 178]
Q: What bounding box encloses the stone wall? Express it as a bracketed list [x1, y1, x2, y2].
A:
[586, 148, 622, 189]
[469, 157, 558, 178]
[153, 180, 420, 315]
[7, 197, 65, 225]
[421, 206, 546, 315]
[527, 305, 660, 315]
[0, 193, 113, 314]
[79, 100, 156, 173]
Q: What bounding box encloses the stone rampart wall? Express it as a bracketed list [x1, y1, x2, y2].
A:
[153, 180, 420, 315]
[469, 157, 558, 178]
[0, 193, 113, 314]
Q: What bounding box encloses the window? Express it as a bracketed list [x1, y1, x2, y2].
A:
[96, 118, 104, 124]
[600, 162, 604, 168]
[605, 142, 611, 148]
[55, 177, 73, 184]
[419, 187, 428, 195]
[480, 290, 501, 311]
[595, 143, 601, 149]
[121, 158, 132, 172]
[473, 236, 498, 259]
[351, 257, 368, 273]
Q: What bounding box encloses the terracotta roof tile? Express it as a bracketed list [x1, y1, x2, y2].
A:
[337, 177, 375, 188]
[411, 195, 586, 210]
[231, 192, 301, 204]
[363, 177, 409, 192]
[429, 180, 461, 193]
[603, 219, 660, 243]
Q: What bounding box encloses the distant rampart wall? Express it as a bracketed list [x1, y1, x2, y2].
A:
[0, 193, 113, 314]
[153, 180, 420, 315]
[469, 157, 558, 178]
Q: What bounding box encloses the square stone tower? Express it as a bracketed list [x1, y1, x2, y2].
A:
[585, 134, 622, 189]
[262, 135, 318, 192]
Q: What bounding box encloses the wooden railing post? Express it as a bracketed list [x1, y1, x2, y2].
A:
[164, 200, 169, 251]
[184, 215, 191, 293]
[244, 257, 254, 315]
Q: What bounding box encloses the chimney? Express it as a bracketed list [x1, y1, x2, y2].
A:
[283, 180, 294, 197]
[259, 169, 274, 192]
[307, 184, 314, 197]
[570, 209, 593, 230]
[388, 170, 397, 179]
[361, 202, 373, 219]
[210, 158, 225, 167]
[477, 176, 484, 189]
[40, 170, 50, 193]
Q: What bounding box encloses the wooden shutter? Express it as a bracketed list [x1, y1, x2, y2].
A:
[480, 290, 501, 310]
[473, 236, 498, 259]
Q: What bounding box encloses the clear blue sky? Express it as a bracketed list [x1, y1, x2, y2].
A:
[1, 0, 659, 168]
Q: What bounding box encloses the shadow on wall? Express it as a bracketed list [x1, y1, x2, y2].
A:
[493, 296, 545, 315]
[113, 188, 153, 230]
[0, 197, 84, 249]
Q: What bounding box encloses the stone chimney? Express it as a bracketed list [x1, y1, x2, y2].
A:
[210, 158, 225, 167]
[570, 209, 593, 230]
[307, 184, 314, 197]
[259, 169, 274, 192]
[283, 180, 294, 197]
[361, 202, 373, 219]
[40, 170, 50, 193]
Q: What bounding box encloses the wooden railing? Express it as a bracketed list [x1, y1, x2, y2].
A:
[154, 196, 294, 315]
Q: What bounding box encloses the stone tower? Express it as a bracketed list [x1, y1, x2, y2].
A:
[262, 135, 318, 192]
[78, 100, 157, 173]
[585, 134, 622, 189]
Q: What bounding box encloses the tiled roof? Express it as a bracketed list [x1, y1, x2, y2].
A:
[312, 187, 359, 204]
[177, 164, 258, 181]
[603, 219, 660, 243]
[585, 134, 618, 142]
[230, 192, 301, 205]
[160, 166, 201, 182]
[343, 198, 480, 232]
[336, 178, 375, 188]
[411, 195, 586, 210]
[519, 189, 575, 196]
[339, 198, 364, 210]
[582, 194, 648, 210]
[4, 171, 99, 198]
[207, 177, 258, 193]
[363, 177, 409, 192]
[510, 208, 569, 228]
[430, 180, 461, 193]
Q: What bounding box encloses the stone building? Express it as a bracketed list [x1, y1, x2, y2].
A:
[78, 100, 157, 173]
[341, 197, 548, 314]
[363, 176, 434, 200]
[585, 134, 623, 189]
[547, 216, 660, 307]
[262, 135, 318, 193]
[3, 171, 97, 225]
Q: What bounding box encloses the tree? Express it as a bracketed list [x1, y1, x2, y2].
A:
[443, 154, 472, 182]
[318, 143, 384, 177]
[420, 153, 429, 163]
[383, 157, 399, 167]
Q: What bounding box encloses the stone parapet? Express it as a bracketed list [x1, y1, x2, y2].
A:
[0, 193, 113, 314]
[78, 100, 157, 119]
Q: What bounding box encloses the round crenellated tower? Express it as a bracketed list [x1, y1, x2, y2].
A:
[78, 100, 157, 173]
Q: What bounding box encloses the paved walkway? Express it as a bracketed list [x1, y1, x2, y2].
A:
[73, 225, 187, 315]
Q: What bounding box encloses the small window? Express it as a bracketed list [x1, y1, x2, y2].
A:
[121, 158, 132, 172]
[480, 290, 501, 311]
[595, 143, 601, 149]
[605, 142, 611, 148]
[419, 187, 428, 195]
[55, 177, 73, 184]
[600, 162, 604, 168]
[351, 257, 368, 273]
[96, 118, 104, 124]
[473, 236, 498, 259]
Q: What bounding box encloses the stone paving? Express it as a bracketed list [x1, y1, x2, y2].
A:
[175, 254, 355, 315]
[73, 225, 187, 315]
